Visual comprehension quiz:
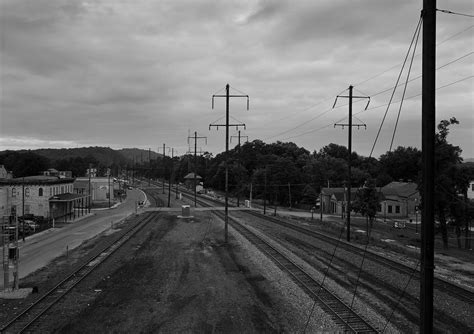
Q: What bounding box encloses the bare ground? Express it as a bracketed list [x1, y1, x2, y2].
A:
[2, 210, 332, 333]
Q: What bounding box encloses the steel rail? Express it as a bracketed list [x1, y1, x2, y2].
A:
[245, 210, 474, 305]
[220, 211, 378, 333]
[180, 192, 377, 333]
[1, 212, 158, 333]
[178, 188, 473, 305]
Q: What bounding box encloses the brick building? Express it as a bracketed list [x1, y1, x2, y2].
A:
[0, 176, 89, 222]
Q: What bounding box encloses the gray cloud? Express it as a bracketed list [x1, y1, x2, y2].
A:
[1, 0, 472, 158]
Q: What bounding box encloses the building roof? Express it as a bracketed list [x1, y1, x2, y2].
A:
[381, 182, 419, 198]
[183, 173, 202, 180]
[49, 193, 89, 202]
[0, 176, 74, 186]
[321, 187, 357, 201]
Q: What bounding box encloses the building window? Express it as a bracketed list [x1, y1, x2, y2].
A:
[25, 187, 30, 197]
[61, 186, 64, 194]
[49, 187, 52, 196]
[39, 188, 43, 196]
[12, 188, 16, 197]
[395, 205, 400, 214]
[388, 205, 393, 214]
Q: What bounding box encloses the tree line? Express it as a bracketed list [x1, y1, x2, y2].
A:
[0, 118, 472, 249]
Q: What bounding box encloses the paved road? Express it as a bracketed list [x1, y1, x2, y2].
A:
[0, 189, 146, 290]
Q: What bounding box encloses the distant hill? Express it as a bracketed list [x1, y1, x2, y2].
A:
[0, 147, 163, 168]
[464, 158, 474, 163]
[117, 148, 162, 163]
[33, 147, 127, 166]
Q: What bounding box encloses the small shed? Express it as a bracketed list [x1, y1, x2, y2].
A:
[183, 173, 202, 190]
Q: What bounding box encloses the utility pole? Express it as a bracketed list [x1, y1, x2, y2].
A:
[162, 144, 166, 194]
[231, 130, 248, 207]
[333, 86, 370, 242]
[167, 148, 175, 207]
[108, 168, 111, 208]
[230, 130, 248, 147]
[421, 1, 436, 332]
[188, 132, 207, 207]
[288, 182, 292, 209]
[148, 148, 151, 186]
[210, 84, 249, 243]
[22, 178, 25, 242]
[264, 166, 267, 215]
[88, 163, 92, 213]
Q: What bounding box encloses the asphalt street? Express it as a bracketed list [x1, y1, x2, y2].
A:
[0, 189, 146, 290]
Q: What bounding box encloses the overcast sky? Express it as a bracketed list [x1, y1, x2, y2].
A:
[1, 0, 473, 159]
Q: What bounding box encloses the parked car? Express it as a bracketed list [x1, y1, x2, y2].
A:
[393, 220, 406, 229]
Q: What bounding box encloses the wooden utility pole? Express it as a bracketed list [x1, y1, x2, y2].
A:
[421, 1, 436, 332]
[168, 148, 175, 207]
[188, 132, 207, 207]
[231, 130, 248, 207]
[148, 148, 151, 186]
[333, 86, 369, 242]
[162, 144, 166, 194]
[210, 84, 249, 243]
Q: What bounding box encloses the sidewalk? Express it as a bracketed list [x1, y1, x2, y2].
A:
[0, 189, 143, 291]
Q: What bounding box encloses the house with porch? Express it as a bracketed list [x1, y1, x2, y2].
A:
[0, 176, 89, 222]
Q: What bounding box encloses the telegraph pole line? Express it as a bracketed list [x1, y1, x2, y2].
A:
[231, 130, 248, 207]
[230, 130, 248, 148]
[210, 84, 249, 244]
[162, 144, 166, 194]
[333, 85, 370, 242]
[187, 132, 207, 207]
[167, 148, 175, 207]
[421, 1, 436, 332]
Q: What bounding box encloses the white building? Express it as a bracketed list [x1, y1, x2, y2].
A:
[468, 180, 474, 200]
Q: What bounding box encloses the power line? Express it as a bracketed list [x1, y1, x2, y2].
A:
[370, 15, 422, 158]
[389, 15, 422, 152]
[280, 75, 472, 142]
[265, 27, 472, 143]
[437, 8, 474, 18]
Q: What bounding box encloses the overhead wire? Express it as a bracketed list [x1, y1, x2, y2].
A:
[263, 23, 472, 145]
[437, 8, 474, 18]
[369, 15, 423, 158]
[389, 15, 422, 152]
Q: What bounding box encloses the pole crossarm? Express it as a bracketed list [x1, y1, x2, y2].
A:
[212, 94, 249, 110]
[334, 123, 367, 129]
[333, 95, 371, 110]
[231, 135, 249, 143]
[209, 123, 246, 131]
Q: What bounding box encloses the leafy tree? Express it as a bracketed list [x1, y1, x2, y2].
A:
[352, 178, 380, 239]
[0, 151, 50, 177]
[430, 117, 465, 249]
[379, 146, 421, 183]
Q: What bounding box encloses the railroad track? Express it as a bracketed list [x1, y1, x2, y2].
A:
[217, 210, 378, 333]
[177, 189, 473, 305]
[244, 210, 474, 305]
[178, 192, 378, 333]
[0, 212, 159, 334]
